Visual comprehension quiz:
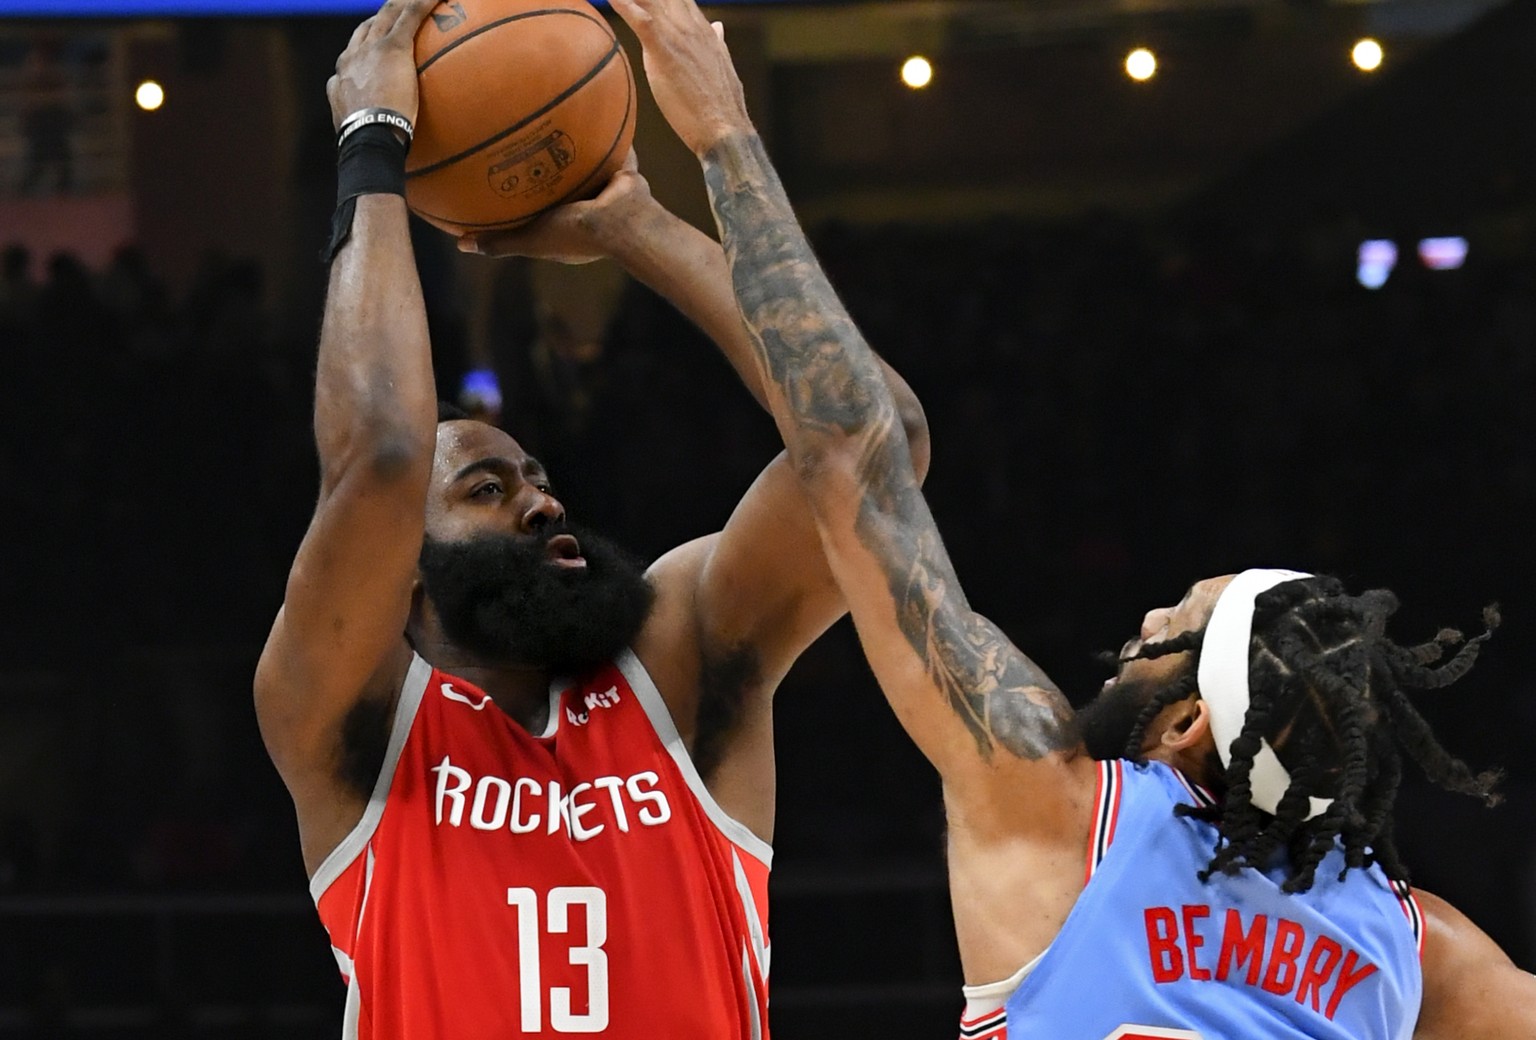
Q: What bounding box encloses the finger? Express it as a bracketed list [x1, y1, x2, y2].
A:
[712, 20, 724, 41]
[344, 16, 373, 55]
[458, 228, 534, 257]
[337, 16, 374, 68]
[607, 0, 653, 37]
[365, 0, 402, 41]
[619, 147, 639, 175]
[386, 0, 438, 40]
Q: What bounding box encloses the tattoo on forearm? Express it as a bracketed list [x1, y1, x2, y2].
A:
[702, 134, 1076, 761]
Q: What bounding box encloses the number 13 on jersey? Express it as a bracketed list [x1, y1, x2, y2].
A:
[508, 886, 609, 1033]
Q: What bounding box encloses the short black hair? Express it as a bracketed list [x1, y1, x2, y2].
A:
[1124, 576, 1500, 893]
[437, 400, 471, 423]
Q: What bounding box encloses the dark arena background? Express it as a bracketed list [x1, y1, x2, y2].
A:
[0, 0, 1533, 1036]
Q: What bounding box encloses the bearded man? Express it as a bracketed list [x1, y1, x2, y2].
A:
[254, 2, 926, 1035]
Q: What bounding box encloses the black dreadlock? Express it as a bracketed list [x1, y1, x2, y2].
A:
[1122, 575, 1501, 893]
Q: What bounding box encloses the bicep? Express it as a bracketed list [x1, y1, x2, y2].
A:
[689, 452, 849, 683]
[254, 462, 424, 780]
[1416, 890, 1536, 1040]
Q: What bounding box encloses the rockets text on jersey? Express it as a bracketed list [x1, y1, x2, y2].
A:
[310, 650, 773, 1039]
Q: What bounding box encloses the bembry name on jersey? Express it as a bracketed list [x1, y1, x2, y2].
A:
[431, 756, 673, 841]
[1143, 903, 1380, 1021]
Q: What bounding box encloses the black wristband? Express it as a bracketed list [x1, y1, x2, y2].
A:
[322, 124, 410, 264]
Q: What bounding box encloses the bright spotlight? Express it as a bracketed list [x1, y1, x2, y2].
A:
[1352, 38, 1384, 72]
[901, 56, 933, 90]
[1419, 237, 1469, 271]
[1357, 239, 1398, 290]
[135, 79, 165, 111]
[1125, 47, 1157, 82]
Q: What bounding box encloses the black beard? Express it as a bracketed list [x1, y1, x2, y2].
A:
[418, 524, 655, 675]
[1076, 675, 1165, 761]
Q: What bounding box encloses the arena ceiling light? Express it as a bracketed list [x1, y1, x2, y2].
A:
[1419, 237, 1469, 271]
[135, 80, 165, 112]
[1352, 38, 1384, 72]
[901, 56, 934, 90]
[1357, 240, 1398, 290]
[1125, 47, 1157, 82]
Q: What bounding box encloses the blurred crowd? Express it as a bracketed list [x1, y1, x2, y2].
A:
[2, 192, 1534, 964]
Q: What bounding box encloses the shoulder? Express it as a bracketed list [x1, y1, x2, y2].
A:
[1415, 889, 1536, 1040]
[628, 536, 718, 739]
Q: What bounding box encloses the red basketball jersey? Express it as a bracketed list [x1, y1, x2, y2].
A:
[310, 650, 772, 1038]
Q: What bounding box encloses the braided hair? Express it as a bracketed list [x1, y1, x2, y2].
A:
[1123, 575, 1501, 893]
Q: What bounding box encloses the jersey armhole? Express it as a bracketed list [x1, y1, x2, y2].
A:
[615, 648, 774, 870]
[308, 654, 434, 903]
[1391, 878, 1426, 960]
[1085, 759, 1125, 884]
[958, 952, 1044, 1038]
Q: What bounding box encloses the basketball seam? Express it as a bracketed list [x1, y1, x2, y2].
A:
[409, 54, 633, 230]
[415, 7, 612, 77]
[406, 36, 621, 180]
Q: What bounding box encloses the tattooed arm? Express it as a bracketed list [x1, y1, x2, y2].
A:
[607, 0, 1093, 804]
[704, 131, 1083, 772]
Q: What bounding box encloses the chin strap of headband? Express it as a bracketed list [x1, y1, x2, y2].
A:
[1197, 568, 1333, 820]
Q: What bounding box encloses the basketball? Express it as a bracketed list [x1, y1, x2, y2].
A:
[406, 0, 637, 235]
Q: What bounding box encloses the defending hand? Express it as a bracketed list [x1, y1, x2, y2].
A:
[327, 0, 437, 132]
[608, 0, 754, 155]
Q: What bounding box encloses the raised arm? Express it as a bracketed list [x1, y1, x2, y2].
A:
[253, 0, 437, 874]
[462, 154, 930, 720]
[465, 154, 927, 458]
[607, 0, 1091, 809]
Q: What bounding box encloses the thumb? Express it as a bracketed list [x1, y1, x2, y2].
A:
[712, 21, 724, 41]
[457, 230, 528, 256]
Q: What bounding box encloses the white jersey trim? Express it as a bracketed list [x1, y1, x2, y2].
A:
[616, 648, 774, 869]
[308, 653, 434, 904]
[960, 945, 1049, 1020]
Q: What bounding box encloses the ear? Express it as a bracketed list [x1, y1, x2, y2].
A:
[1159, 695, 1212, 752]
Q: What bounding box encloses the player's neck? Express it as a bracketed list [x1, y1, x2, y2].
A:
[461, 664, 554, 733]
[417, 637, 554, 733]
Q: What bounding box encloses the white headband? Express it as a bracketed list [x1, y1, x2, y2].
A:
[1196, 568, 1333, 820]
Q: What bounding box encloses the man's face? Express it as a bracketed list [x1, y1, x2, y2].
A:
[1076, 575, 1236, 760]
[416, 420, 654, 673]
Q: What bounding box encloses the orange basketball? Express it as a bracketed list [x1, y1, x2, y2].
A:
[406, 0, 636, 235]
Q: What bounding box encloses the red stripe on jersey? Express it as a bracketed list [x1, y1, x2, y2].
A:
[958, 1008, 1008, 1039]
[1104, 760, 1124, 849]
[1086, 760, 1124, 884]
[1391, 879, 1425, 959]
[1085, 762, 1107, 887]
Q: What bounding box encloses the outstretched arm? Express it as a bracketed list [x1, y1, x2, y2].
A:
[463, 155, 930, 729]
[1415, 890, 1536, 1040]
[607, 0, 1091, 810]
[254, 0, 436, 876]
[465, 155, 928, 460]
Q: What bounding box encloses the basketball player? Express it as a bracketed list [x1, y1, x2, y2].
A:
[254, 2, 929, 1036]
[603, 0, 1536, 1036]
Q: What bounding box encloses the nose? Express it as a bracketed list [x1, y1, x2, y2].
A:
[1140, 607, 1171, 641]
[521, 489, 565, 534]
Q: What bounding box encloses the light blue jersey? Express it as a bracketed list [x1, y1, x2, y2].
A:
[991, 760, 1423, 1040]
